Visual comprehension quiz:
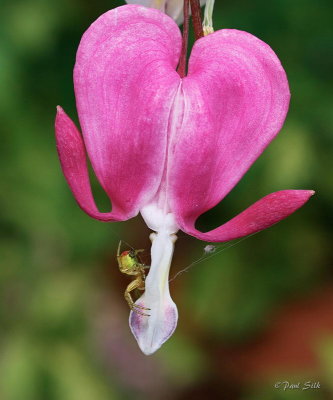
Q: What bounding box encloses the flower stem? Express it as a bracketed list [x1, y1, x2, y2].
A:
[190, 0, 204, 40]
[177, 0, 190, 78]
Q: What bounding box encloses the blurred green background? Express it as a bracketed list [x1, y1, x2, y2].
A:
[0, 0, 332, 399]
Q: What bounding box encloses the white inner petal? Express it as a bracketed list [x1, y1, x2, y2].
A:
[130, 208, 179, 355]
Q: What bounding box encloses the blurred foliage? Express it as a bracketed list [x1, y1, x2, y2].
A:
[0, 0, 332, 399]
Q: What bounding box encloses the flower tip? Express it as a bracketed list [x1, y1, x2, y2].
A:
[55, 106, 66, 121]
[55, 106, 69, 133]
[129, 299, 178, 356]
[135, 333, 162, 356]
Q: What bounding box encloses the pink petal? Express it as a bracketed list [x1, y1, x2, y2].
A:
[55, 106, 126, 221]
[168, 29, 291, 234]
[74, 5, 181, 217]
[177, 190, 314, 242]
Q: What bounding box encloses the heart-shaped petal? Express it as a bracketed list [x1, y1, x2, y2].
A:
[166, 29, 308, 238]
[73, 5, 181, 217]
[168, 29, 290, 217]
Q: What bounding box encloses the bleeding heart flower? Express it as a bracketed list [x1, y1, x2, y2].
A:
[55, 5, 314, 355]
[125, 0, 206, 24]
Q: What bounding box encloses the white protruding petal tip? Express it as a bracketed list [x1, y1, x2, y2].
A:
[129, 227, 178, 355]
[129, 298, 178, 355]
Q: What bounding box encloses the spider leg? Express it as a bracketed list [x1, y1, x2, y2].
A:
[125, 278, 150, 316]
[138, 263, 150, 269]
[135, 249, 145, 254]
[117, 240, 122, 257]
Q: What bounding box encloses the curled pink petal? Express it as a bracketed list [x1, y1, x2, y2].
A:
[168, 29, 291, 230]
[74, 5, 181, 217]
[178, 190, 314, 242]
[55, 106, 127, 221]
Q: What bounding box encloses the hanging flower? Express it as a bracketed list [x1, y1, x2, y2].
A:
[55, 5, 314, 355]
[125, 0, 206, 24]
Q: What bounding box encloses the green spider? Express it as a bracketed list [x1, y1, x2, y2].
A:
[116, 241, 151, 317]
